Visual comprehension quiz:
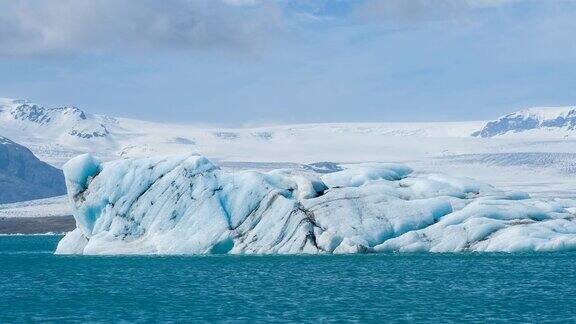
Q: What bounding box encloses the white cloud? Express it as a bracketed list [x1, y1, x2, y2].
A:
[223, 0, 261, 6]
[353, 0, 522, 24]
[0, 0, 284, 56]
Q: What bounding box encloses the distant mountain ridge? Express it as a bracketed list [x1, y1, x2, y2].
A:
[0, 135, 66, 204]
[2, 97, 576, 169]
[0, 97, 486, 167]
[0, 98, 115, 140]
[473, 106, 576, 138]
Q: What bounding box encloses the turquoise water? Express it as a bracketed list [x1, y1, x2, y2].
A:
[1, 235, 576, 323]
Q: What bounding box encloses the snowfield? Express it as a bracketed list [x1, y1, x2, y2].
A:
[3, 98, 576, 199]
[56, 154, 576, 255]
[0, 195, 69, 218]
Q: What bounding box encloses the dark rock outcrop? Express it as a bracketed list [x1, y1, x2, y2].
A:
[0, 136, 66, 203]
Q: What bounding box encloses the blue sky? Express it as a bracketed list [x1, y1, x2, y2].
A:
[0, 0, 575, 125]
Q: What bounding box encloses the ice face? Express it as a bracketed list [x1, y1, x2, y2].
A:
[62, 153, 102, 195]
[56, 154, 576, 255]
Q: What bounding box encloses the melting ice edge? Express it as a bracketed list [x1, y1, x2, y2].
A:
[57, 154, 576, 254]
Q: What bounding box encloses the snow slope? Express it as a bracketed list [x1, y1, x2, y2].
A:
[0, 98, 111, 139]
[1, 97, 489, 166]
[4, 98, 576, 168]
[0, 98, 120, 163]
[0, 195, 69, 218]
[56, 154, 576, 255]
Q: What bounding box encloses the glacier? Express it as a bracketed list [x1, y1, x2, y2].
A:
[56, 154, 576, 255]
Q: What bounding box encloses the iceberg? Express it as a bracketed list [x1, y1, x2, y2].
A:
[56, 154, 576, 255]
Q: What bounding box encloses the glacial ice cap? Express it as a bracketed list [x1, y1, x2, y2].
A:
[56, 154, 576, 255]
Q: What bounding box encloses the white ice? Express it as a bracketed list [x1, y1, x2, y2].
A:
[55, 154, 576, 255]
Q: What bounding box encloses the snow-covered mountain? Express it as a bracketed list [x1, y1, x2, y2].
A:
[6, 98, 576, 169]
[0, 98, 121, 164]
[473, 106, 576, 138]
[0, 136, 66, 203]
[0, 97, 488, 167]
[4, 97, 576, 202]
[0, 98, 115, 140]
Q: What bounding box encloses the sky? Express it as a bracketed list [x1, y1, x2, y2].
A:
[0, 0, 575, 125]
